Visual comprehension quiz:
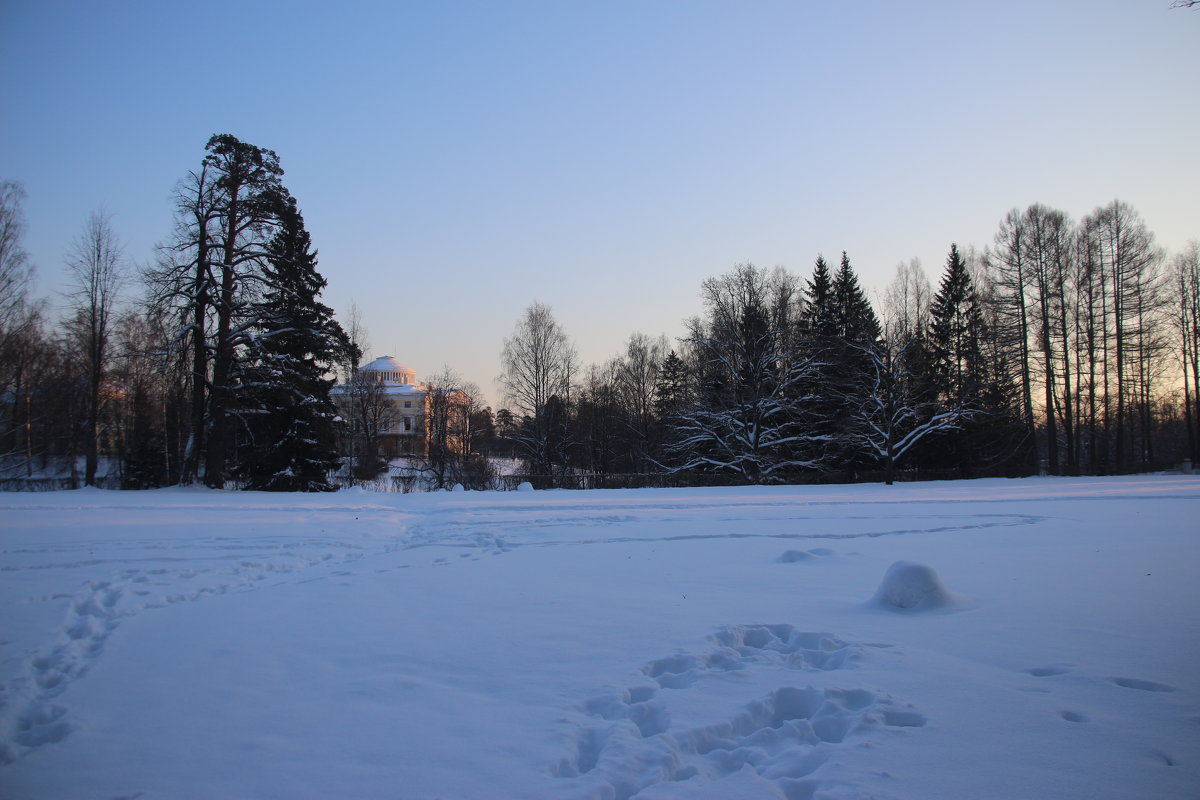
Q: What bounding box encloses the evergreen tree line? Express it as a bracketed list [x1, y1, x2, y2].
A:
[497, 206, 1199, 485]
[1, 135, 1197, 490]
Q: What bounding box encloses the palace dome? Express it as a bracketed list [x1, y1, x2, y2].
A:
[359, 356, 417, 385]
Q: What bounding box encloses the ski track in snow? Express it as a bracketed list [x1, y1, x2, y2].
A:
[551, 624, 922, 799]
[399, 499, 1046, 556]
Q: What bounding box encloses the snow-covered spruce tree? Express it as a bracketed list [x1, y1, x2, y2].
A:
[234, 195, 353, 492]
[669, 264, 829, 484]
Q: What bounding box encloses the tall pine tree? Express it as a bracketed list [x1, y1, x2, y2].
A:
[925, 244, 984, 472]
[804, 255, 836, 339]
[828, 253, 882, 475]
[927, 243, 1033, 476]
[235, 196, 354, 491]
[929, 244, 984, 409]
[798, 255, 841, 467]
[653, 351, 688, 420]
[832, 252, 881, 344]
[202, 134, 287, 488]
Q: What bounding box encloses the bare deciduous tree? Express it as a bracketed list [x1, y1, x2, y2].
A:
[614, 332, 668, 471]
[0, 181, 47, 474]
[1083, 200, 1165, 471]
[1171, 242, 1200, 463]
[984, 209, 1038, 466]
[340, 367, 391, 479]
[499, 302, 577, 480]
[421, 367, 487, 489]
[882, 258, 931, 345]
[338, 301, 370, 383]
[0, 182, 35, 345]
[64, 210, 126, 485]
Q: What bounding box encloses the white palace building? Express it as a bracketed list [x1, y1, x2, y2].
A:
[331, 356, 466, 457]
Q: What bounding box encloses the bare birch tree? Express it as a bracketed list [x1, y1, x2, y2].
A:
[614, 332, 668, 471]
[882, 258, 931, 345]
[499, 302, 577, 481]
[0, 181, 45, 473]
[64, 210, 126, 485]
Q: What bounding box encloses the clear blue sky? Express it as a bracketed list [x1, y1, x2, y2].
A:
[2, 0, 1196, 406]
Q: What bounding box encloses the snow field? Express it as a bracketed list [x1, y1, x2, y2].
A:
[0, 476, 1197, 799]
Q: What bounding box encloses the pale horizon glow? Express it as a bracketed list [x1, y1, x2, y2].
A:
[2, 1, 1197, 406]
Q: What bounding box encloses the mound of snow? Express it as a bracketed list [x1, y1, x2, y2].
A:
[452, 483, 466, 492]
[870, 561, 958, 612]
[516, 481, 534, 492]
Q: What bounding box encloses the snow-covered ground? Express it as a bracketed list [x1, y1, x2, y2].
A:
[1, 476, 1197, 799]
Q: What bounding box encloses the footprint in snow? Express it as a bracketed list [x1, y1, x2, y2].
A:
[551, 627, 921, 798]
[641, 625, 863, 691]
